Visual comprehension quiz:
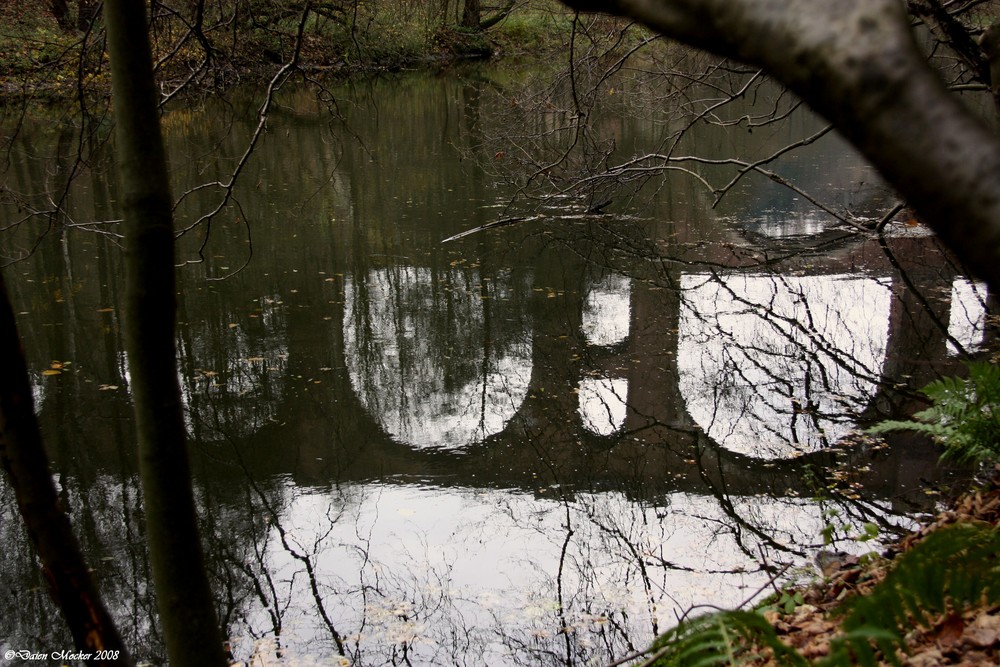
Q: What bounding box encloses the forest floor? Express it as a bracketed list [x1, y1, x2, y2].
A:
[756, 468, 1000, 666]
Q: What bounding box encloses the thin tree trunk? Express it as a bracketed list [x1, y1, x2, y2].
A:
[102, 1, 227, 665]
[0, 271, 130, 666]
[980, 21, 1000, 119]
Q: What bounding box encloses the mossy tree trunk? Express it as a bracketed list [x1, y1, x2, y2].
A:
[49, 0, 73, 30]
[103, 1, 227, 665]
[77, 0, 98, 30]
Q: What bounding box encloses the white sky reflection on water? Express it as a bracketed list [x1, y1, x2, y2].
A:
[581, 273, 631, 348]
[948, 278, 988, 355]
[240, 481, 907, 666]
[578, 376, 628, 436]
[343, 267, 532, 449]
[678, 273, 892, 458]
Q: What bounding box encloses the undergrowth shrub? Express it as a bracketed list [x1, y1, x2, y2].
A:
[868, 361, 1000, 464]
[639, 360, 1000, 667]
[644, 523, 1000, 667]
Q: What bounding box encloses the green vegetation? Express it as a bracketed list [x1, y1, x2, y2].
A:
[828, 523, 1000, 666]
[642, 521, 1000, 667]
[869, 361, 1000, 464]
[635, 362, 1000, 666]
[644, 609, 809, 666]
[0, 0, 579, 104]
[0, 2, 104, 100]
[639, 520, 1000, 667]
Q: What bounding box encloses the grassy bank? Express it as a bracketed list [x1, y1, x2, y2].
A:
[0, 0, 579, 104]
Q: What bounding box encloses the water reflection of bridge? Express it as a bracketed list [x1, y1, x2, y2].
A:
[23, 215, 988, 504]
[218, 230, 984, 504]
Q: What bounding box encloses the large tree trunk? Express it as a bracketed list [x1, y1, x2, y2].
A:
[78, 0, 98, 31]
[461, 0, 481, 29]
[562, 0, 1000, 297]
[49, 0, 73, 30]
[102, 1, 227, 665]
[0, 272, 130, 665]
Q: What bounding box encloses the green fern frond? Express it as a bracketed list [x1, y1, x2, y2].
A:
[647, 610, 807, 667]
[867, 361, 1000, 464]
[641, 524, 1000, 667]
[819, 523, 1000, 666]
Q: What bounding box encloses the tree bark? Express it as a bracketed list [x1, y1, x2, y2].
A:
[102, 1, 228, 665]
[78, 0, 98, 31]
[461, 0, 481, 29]
[561, 0, 1000, 296]
[49, 0, 73, 30]
[0, 272, 130, 665]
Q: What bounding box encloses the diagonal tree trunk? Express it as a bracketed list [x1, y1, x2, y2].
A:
[102, 1, 227, 665]
[0, 271, 130, 666]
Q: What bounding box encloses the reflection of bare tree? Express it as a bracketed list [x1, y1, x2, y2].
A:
[458, 28, 887, 238]
[678, 271, 892, 457]
[177, 286, 289, 439]
[0, 58, 990, 666]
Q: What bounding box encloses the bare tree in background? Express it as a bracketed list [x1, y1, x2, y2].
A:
[548, 0, 1000, 294]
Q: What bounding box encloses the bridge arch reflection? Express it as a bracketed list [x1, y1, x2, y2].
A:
[337, 256, 990, 463]
[343, 265, 533, 449]
[677, 272, 892, 458]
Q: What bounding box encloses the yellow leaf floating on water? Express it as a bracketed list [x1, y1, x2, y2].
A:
[98, 384, 119, 391]
[42, 369, 61, 376]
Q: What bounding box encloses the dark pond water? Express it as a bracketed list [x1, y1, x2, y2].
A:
[0, 66, 992, 666]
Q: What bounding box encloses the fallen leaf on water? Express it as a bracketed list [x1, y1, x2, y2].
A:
[42, 369, 61, 376]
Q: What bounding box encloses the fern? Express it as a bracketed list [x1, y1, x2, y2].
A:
[637, 364, 1000, 667]
[645, 610, 807, 667]
[819, 522, 1000, 666]
[868, 361, 1000, 463]
[638, 524, 1000, 667]
[841, 522, 1000, 630]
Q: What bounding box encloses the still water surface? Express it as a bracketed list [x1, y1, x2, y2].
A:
[0, 68, 992, 665]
